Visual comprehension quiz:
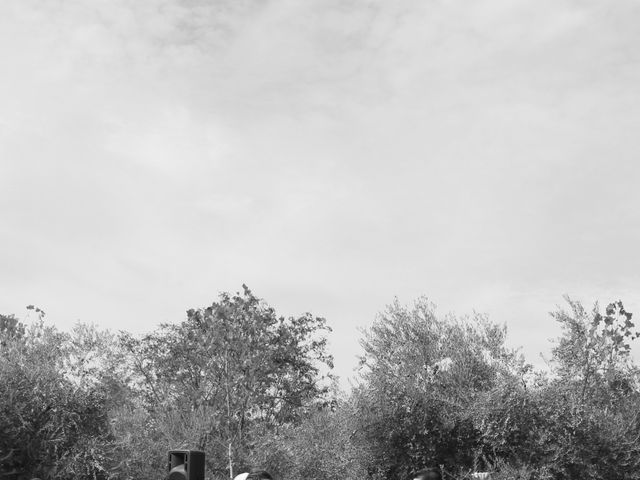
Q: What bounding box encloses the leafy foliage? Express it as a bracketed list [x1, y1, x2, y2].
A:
[249, 393, 365, 480]
[4, 293, 640, 480]
[353, 298, 523, 479]
[120, 285, 334, 478]
[0, 314, 113, 479]
[551, 298, 639, 400]
[535, 298, 640, 479]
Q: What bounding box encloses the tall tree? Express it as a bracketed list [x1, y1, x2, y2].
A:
[354, 297, 521, 479]
[121, 285, 333, 478]
[537, 298, 640, 479]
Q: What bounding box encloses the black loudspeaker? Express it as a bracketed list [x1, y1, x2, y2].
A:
[167, 450, 205, 480]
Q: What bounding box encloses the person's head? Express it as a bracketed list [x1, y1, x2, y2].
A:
[246, 469, 272, 480]
[411, 467, 442, 480]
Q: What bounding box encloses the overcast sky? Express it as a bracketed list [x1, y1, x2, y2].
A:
[2, 0, 640, 383]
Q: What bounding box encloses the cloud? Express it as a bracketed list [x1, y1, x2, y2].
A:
[2, 0, 640, 380]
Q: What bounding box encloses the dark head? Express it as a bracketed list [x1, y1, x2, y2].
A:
[411, 468, 442, 480]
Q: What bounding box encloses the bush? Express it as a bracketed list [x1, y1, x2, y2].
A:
[0, 316, 113, 479]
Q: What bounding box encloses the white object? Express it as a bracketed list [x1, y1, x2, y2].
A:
[470, 473, 491, 479]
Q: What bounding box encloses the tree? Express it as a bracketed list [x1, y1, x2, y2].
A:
[248, 385, 366, 480]
[551, 297, 640, 402]
[0, 313, 25, 344]
[534, 297, 640, 480]
[353, 297, 522, 479]
[470, 370, 547, 474]
[0, 311, 114, 480]
[121, 285, 334, 478]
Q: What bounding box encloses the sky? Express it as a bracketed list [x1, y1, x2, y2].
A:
[2, 0, 640, 384]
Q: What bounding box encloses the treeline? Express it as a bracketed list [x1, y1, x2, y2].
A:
[2, 287, 640, 480]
